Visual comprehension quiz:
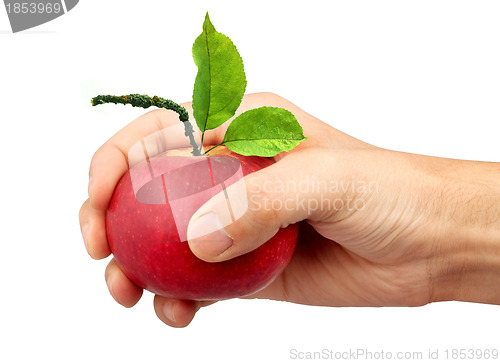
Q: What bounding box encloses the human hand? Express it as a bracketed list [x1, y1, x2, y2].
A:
[80, 92, 500, 328]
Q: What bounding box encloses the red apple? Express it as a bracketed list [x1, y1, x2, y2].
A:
[106, 146, 298, 300]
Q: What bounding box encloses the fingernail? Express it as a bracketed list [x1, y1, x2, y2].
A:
[88, 176, 93, 197]
[105, 272, 114, 299]
[81, 223, 89, 250]
[188, 212, 233, 257]
[163, 300, 177, 323]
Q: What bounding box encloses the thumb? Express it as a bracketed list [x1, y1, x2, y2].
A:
[186, 152, 327, 262]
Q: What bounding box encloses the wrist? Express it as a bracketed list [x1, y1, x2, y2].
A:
[430, 225, 500, 304]
[426, 158, 500, 304]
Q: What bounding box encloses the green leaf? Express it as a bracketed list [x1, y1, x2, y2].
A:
[222, 107, 307, 157]
[192, 13, 246, 134]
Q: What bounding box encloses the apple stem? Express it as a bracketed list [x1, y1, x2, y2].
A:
[91, 94, 201, 156]
[200, 133, 205, 154]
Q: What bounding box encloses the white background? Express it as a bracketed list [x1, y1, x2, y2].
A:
[1, 1, 500, 362]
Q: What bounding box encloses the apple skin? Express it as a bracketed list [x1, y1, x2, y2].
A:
[106, 146, 298, 301]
